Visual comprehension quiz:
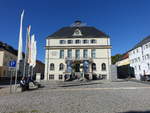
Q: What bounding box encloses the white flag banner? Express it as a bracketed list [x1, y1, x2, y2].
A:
[30, 34, 37, 67]
[31, 34, 35, 66]
[17, 10, 24, 64]
[26, 25, 31, 65]
[15, 10, 25, 91]
[33, 40, 37, 67]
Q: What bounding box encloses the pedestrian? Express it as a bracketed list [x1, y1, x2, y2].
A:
[20, 77, 26, 92]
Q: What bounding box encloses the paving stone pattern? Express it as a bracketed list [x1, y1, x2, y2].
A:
[0, 80, 150, 113]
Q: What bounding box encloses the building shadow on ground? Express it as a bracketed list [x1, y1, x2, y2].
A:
[24, 85, 45, 92]
[0, 81, 20, 86]
[59, 82, 102, 87]
[119, 111, 150, 113]
[111, 79, 130, 82]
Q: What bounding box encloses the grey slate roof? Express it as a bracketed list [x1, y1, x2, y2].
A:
[132, 35, 150, 50]
[0, 41, 18, 56]
[47, 26, 109, 39]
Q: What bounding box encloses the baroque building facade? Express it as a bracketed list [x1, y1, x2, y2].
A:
[44, 21, 111, 81]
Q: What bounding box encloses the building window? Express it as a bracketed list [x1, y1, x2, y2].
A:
[83, 40, 89, 44]
[138, 57, 140, 62]
[60, 40, 66, 44]
[91, 39, 97, 44]
[146, 44, 148, 49]
[91, 49, 96, 58]
[59, 63, 64, 71]
[142, 56, 144, 60]
[83, 49, 88, 58]
[92, 63, 96, 71]
[59, 75, 63, 79]
[49, 75, 54, 79]
[102, 63, 106, 71]
[68, 40, 73, 44]
[50, 63, 54, 70]
[67, 49, 72, 58]
[75, 49, 80, 59]
[139, 65, 141, 70]
[147, 54, 150, 59]
[135, 58, 138, 63]
[131, 60, 133, 63]
[75, 40, 81, 44]
[148, 63, 150, 69]
[60, 50, 64, 58]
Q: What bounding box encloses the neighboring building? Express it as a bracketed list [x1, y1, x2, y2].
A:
[45, 21, 112, 81]
[0, 41, 44, 79]
[129, 35, 150, 80]
[116, 53, 134, 79]
[0, 49, 17, 78]
[34, 60, 45, 79]
[116, 53, 130, 67]
[0, 42, 18, 78]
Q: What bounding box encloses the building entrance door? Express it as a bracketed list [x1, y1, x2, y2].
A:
[74, 63, 80, 72]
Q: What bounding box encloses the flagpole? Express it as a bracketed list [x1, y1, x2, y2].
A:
[31, 66, 34, 78]
[23, 31, 28, 78]
[30, 34, 36, 79]
[14, 62, 19, 92]
[25, 25, 31, 78]
[28, 65, 31, 77]
[14, 10, 24, 92]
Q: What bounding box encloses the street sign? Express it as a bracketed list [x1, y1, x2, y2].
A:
[9, 60, 16, 93]
[9, 60, 16, 67]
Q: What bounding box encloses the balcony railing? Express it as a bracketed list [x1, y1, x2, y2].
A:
[65, 57, 93, 62]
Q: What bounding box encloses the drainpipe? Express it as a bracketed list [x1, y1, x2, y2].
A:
[46, 39, 50, 80]
[107, 37, 111, 81]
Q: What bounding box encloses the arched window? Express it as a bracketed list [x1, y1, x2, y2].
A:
[50, 63, 54, 70]
[92, 63, 96, 71]
[102, 63, 106, 71]
[59, 63, 64, 71]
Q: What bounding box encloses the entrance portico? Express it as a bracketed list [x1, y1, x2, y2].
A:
[64, 58, 94, 80]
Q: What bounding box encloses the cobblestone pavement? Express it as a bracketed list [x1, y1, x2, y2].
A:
[1, 80, 150, 113]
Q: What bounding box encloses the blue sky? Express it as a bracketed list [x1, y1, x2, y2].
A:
[0, 0, 150, 62]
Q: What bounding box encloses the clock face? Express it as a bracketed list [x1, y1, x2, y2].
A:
[75, 29, 80, 34]
[73, 29, 82, 36]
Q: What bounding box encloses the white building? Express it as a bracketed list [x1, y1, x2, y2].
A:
[129, 36, 150, 80]
[44, 21, 112, 81]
